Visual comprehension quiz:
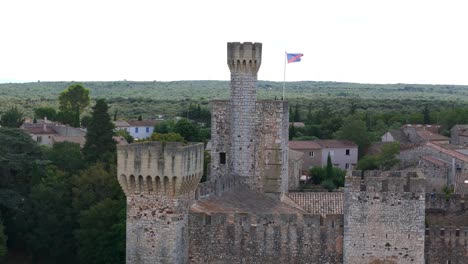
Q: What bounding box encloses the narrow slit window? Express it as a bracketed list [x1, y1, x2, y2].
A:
[220, 152, 226, 165]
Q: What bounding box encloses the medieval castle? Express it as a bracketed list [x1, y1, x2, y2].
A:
[116, 42, 468, 263]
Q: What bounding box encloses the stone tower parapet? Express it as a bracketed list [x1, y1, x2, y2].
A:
[227, 42, 262, 74]
[117, 142, 204, 264]
[343, 170, 426, 264]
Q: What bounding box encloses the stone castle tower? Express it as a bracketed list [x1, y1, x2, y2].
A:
[211, 42, 289, 194]
[343, 170, 426, 263]
[117, 142, 204, 264]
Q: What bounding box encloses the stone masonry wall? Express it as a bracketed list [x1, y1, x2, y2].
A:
[210, 100, 231, 185]
[343, 170, 426, 264]
[117, 142, 204, 264]
[425, 226, 468, 264]
[255, 100, 289, 194]
[188, 212, 343, 264]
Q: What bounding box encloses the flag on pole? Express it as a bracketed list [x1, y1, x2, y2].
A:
[286, 53, 304, 63]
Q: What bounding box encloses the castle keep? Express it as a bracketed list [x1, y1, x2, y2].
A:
[117, 42, 468, 263]
[210, 42, 289, 194]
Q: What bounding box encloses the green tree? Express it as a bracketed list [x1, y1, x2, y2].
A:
[115, 129, 134, 143]
[294, 104, 301, 122]
[326, 153, 333, 180]
[83, 99, 116, 164]
[27, 167, 76, 263]
[0, 106, 24, 128]
[154, 120, 175, 134]
[0, 219, 7, 258]
[44, 142, 85, 174]
[334, 117, 370, 157]
[72, 163, 122, 213]
[138, 114, 142, 121]
[80, 115, 92, 128]
[75, 199, 125, 264]
[59, 84, 90, 127]
[59, 84, 90, 116]
[149, 132, 186, 143]
[174, 118, 199, 142]
[376, 142, 400, 170]
[34, 107, 57, 121]
[422, 104, 431, 124]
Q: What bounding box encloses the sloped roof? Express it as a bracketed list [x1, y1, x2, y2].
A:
[316, 139, 357, 149]
[289, 141, 321, 150]
[426, 142, 468, 162]
[113, 121, 130, 127]
[128, 120, 159, 127]
[23, 125, 57, 135]
[289, 149, 304, 160]
[416, 130, 449, 142]
[387, 129, 411, 144]
[286, 192, 343, 215]
[421, 155, 450, 167]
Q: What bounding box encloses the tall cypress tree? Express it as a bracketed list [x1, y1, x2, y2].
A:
[83, 99, 116, 164]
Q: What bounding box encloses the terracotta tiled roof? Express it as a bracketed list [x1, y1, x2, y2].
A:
[416, 130, 449, 142]
[286, 192, 343, 215]
[426, 142, 468, 162]
[316, 139, 357, 149]
[23, 125, 57, 135]
[289, 141, 321, 150]
[421, 155, 450, 167]
[128, 120, 159, 127]
[113, 121, 130, 127]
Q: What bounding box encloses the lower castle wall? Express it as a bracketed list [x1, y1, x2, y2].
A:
[188, 212, 343, 264]
[425, 226, 468, 264]
[126, 195, 192, 264]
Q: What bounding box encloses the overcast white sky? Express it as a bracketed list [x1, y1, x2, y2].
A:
[1, 0, 467, 84]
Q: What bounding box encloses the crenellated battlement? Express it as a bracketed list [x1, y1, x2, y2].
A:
[426, 193, 466, 212]
[346, 170, 425, 194]
[227, 42, 262, 74]
[188, 211, 344, 263]
[189, 212, 344, 229]
[117, 142, 204, 197]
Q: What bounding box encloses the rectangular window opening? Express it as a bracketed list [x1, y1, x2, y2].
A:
[220, 152, 226, 165]
[309, 151, 314, 157]
[346, 149, 350, 155]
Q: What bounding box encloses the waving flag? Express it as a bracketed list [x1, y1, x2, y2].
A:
[286, 53, 303, 63]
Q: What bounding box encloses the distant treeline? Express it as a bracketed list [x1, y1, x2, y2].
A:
[1, 80, 468, 118]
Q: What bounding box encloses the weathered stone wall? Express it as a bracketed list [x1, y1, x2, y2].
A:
[343, 170, 426, 264]
[255, 100, 289, 194]
[398, 144, 468, 190]
[426, 193, 467, 226]
[210, 42, 289, 194]
[228, 42, 261, 189]
[117, 142, 204, 264]
[210, 100, 231, 183]
[418, 158, 450, 193]
[188, 212, 343, 264]
[288, 149, 303, 190]
[126, 195, 192, 264]
[425, 226, 468, 264]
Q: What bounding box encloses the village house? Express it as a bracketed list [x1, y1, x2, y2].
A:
[289, 139, 358, 171]
[127, 120, 159, 139]
[450, 124, 468, 146]
[399, 141, 468, 194]
[22, 121, 86, 146]
[382, 124, 449, 147]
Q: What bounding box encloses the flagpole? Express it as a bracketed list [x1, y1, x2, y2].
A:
[283, 52, 287, 100]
